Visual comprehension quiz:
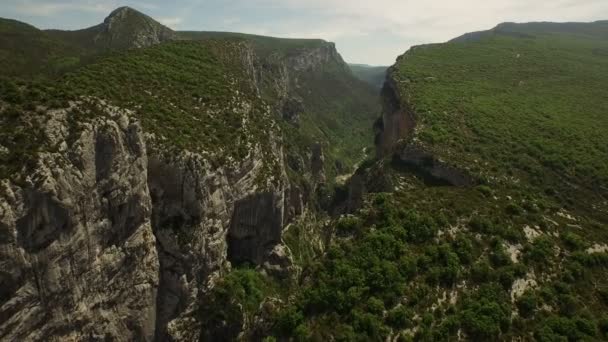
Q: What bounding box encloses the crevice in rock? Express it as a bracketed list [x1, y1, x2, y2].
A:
[147, 154, 219, 342]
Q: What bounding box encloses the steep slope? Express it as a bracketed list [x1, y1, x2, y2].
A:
[349, 64, 388, 89]
[262, 21, 608, 341]
[0, 7, 380, 342]
[183, 31, 379, 176]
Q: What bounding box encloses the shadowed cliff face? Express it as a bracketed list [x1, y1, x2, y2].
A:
[227, 193, 283, 266]
[375, 76, 416, 159]
[16, 192, 73, 252]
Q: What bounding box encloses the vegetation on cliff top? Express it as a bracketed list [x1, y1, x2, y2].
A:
[252, 21, 608, 341]
[392, 23, 608, 201]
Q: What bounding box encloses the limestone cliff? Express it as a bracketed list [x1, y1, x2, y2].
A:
[0, 95, 293, 341]
[373, 50, 473, 187]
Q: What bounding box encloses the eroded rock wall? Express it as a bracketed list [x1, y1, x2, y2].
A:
[375, 75, 416, 158]
[0, 104, 157, 341]
[0, 100, 292, 341]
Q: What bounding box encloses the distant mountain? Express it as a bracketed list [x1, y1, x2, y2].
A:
[451, 20, 608, 43]
[46, 6, 176, 51]
[349, 63, 388, 89]
[0, 18, 85, 76]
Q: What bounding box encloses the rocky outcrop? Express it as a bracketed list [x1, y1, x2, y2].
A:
[394, 145, 474, 187]
[373, 55, 473, 188]
[0, 103, 158, 341]
[310, 143, 325, 183]
[94, 7, 176, 49]
[0, 98, 293, 341]
[47, 6, 176, 51]
[375, 74, 416, 158]
[281, 97, 304, 126]
[286, 41, 350, 73]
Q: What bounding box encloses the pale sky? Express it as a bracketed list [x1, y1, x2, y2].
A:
[2, 0, 608, 65]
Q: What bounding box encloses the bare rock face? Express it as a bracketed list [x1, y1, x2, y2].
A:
[148, 141, 289, 341]
[0, 104, 158, 341]
[311, 143, 326, 182]
[94, 6, 176, 50]
[281, 97, 304, 126]
[0, 99, 292, 341]
[288, 42, 350, 73]
[375, 76, 416, 158]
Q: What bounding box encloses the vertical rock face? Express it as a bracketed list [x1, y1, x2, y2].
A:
[0, 105, 158, 341]
[0, 99, 291, 341]
[227, 193, 284, 266]
[148, 142, 289, 341]
[287, 42, 350, 73]
[310, 143, 326, 182]
[374, 53, 473, 187]
[375, 75, 416, 158]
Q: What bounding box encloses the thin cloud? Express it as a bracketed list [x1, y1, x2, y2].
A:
[158, 16, 183, 29]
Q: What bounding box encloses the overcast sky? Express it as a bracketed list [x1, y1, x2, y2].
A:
[2, 0, 608, 65]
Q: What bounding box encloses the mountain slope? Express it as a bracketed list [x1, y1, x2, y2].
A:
[451, 20, 608, 43]
[0, 7, 379, 341]
[264, 20, 608, 341]
[0, 18, 84, 76]
[182, 31, 379, 175]
[0, 7, 176, 78]
[46, 6, 176, 51]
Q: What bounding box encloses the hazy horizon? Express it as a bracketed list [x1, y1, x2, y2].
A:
[2, 0, 608, 65]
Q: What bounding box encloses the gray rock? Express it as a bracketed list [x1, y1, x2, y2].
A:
[0, 100, 293, 341]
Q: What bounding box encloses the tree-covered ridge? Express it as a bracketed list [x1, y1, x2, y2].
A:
[0, 18, 86, 77]
[0, 39, 281, 181]
[63, 40, 275, 159]
[180, 31, 329, 58]
[391, 27, 608, 215]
